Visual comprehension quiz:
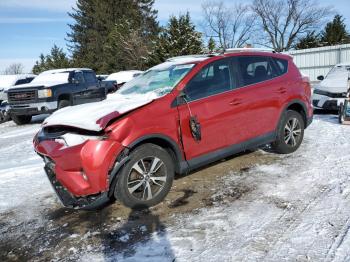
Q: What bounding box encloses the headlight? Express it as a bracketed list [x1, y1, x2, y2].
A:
[55, 133, 104, 148]
[38, 89, 52, 98]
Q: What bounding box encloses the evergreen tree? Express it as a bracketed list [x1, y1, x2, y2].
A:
[321, 15, 350, 46]
[67, 0, 159, 73]
[149, 13, 204, 65]
[294, 31, 320, 50]
[32, 45, 71, 74]
[208, 37, 216, 53]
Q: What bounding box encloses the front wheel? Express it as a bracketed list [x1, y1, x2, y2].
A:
[114, 144, 174, 209]
[271, 110, 304, 154]
[58, 99, 71, 109]
[11, 115, 32, 125]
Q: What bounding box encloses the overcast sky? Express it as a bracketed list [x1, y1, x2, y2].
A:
[0, 0, 349, 73]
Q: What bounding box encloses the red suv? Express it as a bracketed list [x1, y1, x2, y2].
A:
[34, 49, 313, 209]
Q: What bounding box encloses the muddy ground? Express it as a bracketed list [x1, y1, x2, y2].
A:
[0, 149, 275, 261]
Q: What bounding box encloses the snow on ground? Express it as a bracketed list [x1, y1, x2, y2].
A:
[1, 114, 350, 261]
[0, 116, 56, 222]
[81, 114, 350, 262]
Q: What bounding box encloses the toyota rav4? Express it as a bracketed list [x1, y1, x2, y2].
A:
[33, 49, 313, 210]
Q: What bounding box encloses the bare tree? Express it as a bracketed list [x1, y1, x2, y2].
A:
[202, 1, 256, 50]
[252, 0, 332, 51]
[4, 63, 24, 75]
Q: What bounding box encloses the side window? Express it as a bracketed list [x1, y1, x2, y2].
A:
[273, 58, 288, 76]
[74, 72, 85, 84]
[84, 71, 97, 84]
[238, 56, 279, 86]
[185, 59, 232, 101]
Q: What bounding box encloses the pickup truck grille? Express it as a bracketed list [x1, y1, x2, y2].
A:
[8, 90, 36, 103]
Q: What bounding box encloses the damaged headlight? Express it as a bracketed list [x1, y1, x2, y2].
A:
[55, 133, 105, 148]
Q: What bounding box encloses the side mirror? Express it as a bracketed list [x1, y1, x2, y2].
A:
[317, 75, 324, 81]
[177, 90, 188, 105]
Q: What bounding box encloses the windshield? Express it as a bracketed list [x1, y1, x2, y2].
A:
[118, 63, 195, 97]
[326, 65, 350, 79]
[32, 72, 69, 84]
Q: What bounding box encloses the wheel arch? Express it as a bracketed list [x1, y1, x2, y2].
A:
[127, 134, 186, 175]
[282, 99, 308, 128]
[57, 93, 72, 104]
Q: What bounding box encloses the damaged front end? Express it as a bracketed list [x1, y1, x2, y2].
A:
[34, 126, 125, 209]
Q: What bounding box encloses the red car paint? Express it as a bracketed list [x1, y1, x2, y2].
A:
[34, 51, 313, 206]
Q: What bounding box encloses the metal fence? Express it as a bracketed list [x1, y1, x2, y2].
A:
[287, 44, 350, 81]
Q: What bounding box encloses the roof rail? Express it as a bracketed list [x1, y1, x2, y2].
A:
[166, 54, 217, 62]
[224, 48, 275, 54]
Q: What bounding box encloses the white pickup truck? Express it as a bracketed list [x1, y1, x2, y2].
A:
[0, 74, 36, 123]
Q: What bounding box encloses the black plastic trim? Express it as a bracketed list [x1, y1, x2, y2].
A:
[186, 131, 276, 172]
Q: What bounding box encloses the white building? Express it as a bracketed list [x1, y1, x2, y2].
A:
[288, 44, 350, 81]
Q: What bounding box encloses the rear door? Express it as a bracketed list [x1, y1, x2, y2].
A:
[178, 58, 236, 159]
[228, 55, 287, 142]
[71, 71, 87, 105]
[83, 71, 106, 102]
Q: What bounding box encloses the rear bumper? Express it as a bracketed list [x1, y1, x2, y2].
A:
[34, 135, 125, 208]
[9, 101, 57, 116]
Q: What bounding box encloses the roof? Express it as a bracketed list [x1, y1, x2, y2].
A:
[39, 68, 92, 75]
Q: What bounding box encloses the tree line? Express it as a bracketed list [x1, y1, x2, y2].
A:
[22, 0, 350, 75]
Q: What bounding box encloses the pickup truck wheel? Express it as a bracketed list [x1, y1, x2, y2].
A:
[114, 143, 174, 209]
[58, 99, 71, 109]
[271, 110, 304, 154]
[11, 115, 32, 125]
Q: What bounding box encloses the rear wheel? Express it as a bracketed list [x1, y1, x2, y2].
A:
[271, 110, 304, 154]
[114, 144, 174, 209]
[11, 115, 32, 125]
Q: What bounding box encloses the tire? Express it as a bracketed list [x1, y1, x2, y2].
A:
[11, 115, 32, 125]
[339, 102, 344, 124]
[114, 143, 175, 209]
[58, 99, 71, 109]
[271, 110, 304, 154]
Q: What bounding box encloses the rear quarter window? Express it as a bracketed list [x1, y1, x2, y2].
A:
[273, 58, 288, 76]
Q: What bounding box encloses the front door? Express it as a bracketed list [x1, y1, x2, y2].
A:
[177, 58, 236, 160]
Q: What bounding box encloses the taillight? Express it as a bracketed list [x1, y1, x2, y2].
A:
[301, 76, 312, 97]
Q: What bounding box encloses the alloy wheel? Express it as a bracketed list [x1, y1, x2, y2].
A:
[127, 156, 167, 201]
[284, 117, 302, 147]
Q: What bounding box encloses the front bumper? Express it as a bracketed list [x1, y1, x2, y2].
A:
[9, 101, 58, 116]
[34, 135, 125, 208]
[312, 93, 345, 110]
[44, 161, 110, 208]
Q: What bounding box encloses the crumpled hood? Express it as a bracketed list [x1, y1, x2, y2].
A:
[316, 70, 349, 93]
[43, 93, 160, 131]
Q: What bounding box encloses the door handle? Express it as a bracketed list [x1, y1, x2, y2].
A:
[229, 99, 242, 106]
